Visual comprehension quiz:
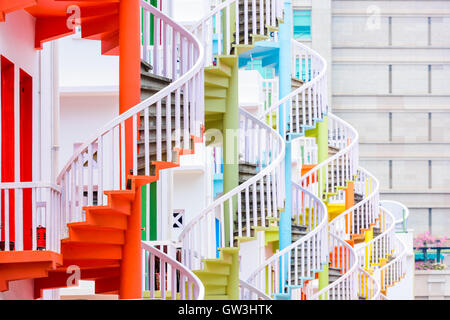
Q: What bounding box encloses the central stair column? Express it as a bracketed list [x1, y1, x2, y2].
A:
[279, 0, 292, 292]
[118, 0, 142, 300]
[223, 58, 239, 248]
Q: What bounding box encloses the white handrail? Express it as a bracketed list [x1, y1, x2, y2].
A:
[293, 111, 363, 300]
[380, 200, 409, 232]
[262, 79, 279, 118]
[358, 267, 381, 300]
[56, 2, 204, 229]
[0, 182, 61, 253]
[141, 241, 205, 300]
[246, 183, 328, 297]
[244, 29, 329, 300]
[299, 113, 359, 202]
[328, 167, 380, 240]
[356, 206, 395, 271]
[378, 232, 407, 295]
[259, 40, 328, 138]
[179, 108, 285, 270]
[239, 279, 272, 300]
[191, 0, 283, 66]
[310, 233, 358, 300]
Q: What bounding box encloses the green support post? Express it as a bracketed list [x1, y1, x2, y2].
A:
[305, 115, 329, 292]
[222, 58, 239, 246]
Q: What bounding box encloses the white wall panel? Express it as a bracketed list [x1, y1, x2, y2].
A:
[407, 208, 429, 236]
[431, 160, 450, 189]
[336, 111, 390, 142]
[392, 64, 428, 95]
[431, 208, 450, 237]
[431, 64, 450, 95]
[360, 159, 390, 190]
[332, 1, 450, 15]
[332, 16, 389, 46]
[333, 64, 388, 94]
[431, 112, 450, 141]
[392, 160, 429, 189]
[431, 17, 450, 46]
[391, 17, 428, 47]
[392, 112, 429, 143]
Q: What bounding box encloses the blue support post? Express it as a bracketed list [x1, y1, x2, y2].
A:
[278, 0, 292, 293]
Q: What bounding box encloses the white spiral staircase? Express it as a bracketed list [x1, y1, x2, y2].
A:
[174, 0, 407, 300]
[23, 0, 408, 300]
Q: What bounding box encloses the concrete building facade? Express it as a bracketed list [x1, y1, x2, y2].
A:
[292, 0, 450, 237]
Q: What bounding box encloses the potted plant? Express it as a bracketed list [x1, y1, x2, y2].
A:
[414, 232, 450, 299]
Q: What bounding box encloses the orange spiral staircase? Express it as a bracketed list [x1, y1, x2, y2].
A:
[0, 0, 203, 299]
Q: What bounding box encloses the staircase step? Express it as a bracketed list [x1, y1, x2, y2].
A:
[66, 225, 125, 245]
[203, 259, 232, 276]
[202, 284, 227, 295]
[194, 271, 228, 286]
[61, 242, 122, 260]
[83, 211, 128, 230]
[141, 60, 153, 73]
[205, 294, 230, 300]
[291, 77, 304, 88]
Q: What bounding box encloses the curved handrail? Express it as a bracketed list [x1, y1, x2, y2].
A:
[378, 232, 407, 295]
[246, 183, 328, 296]
[356, 206, 395, 271]
[358, 267, 381, 300]
[310, 233, 358, 300]
[380, 200, 409, 232]
[354, 205, 407, 298]
[191, 0, 283, 66]
[300, 113, 359, 201]
[245, 30, 329, 300]
[329, 167, 380, 240]
[239, 279, 272, 300]
[259, 39, 328, 138]
[57, 2, 204, 185]
[179, 108, 285, 270]
[141, 241, 205, 300]
[56, 2, 205, 229]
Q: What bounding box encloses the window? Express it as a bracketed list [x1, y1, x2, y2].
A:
[244, 60, 274, 79]
[172, 210, 184, 229]
[293, 10, 311, 39]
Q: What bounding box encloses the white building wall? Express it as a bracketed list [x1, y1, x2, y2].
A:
[0, 10, 42, 181]
[57, 32, 119, 172]
[328, 0, 450, 237]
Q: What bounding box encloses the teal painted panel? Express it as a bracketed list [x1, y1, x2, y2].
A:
[293, 10, 311, 39]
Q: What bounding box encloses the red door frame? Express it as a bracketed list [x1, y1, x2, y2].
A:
[1, 56, 15, 245]
[20, 69, 33, 250]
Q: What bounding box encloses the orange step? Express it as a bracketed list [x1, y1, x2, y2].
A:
[61, 242, 122, 261]
[81, 13, 119, 40]
[34, 132, 204, 299]
[66, 224, 125, 245]
[0, 251, 62, 292]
